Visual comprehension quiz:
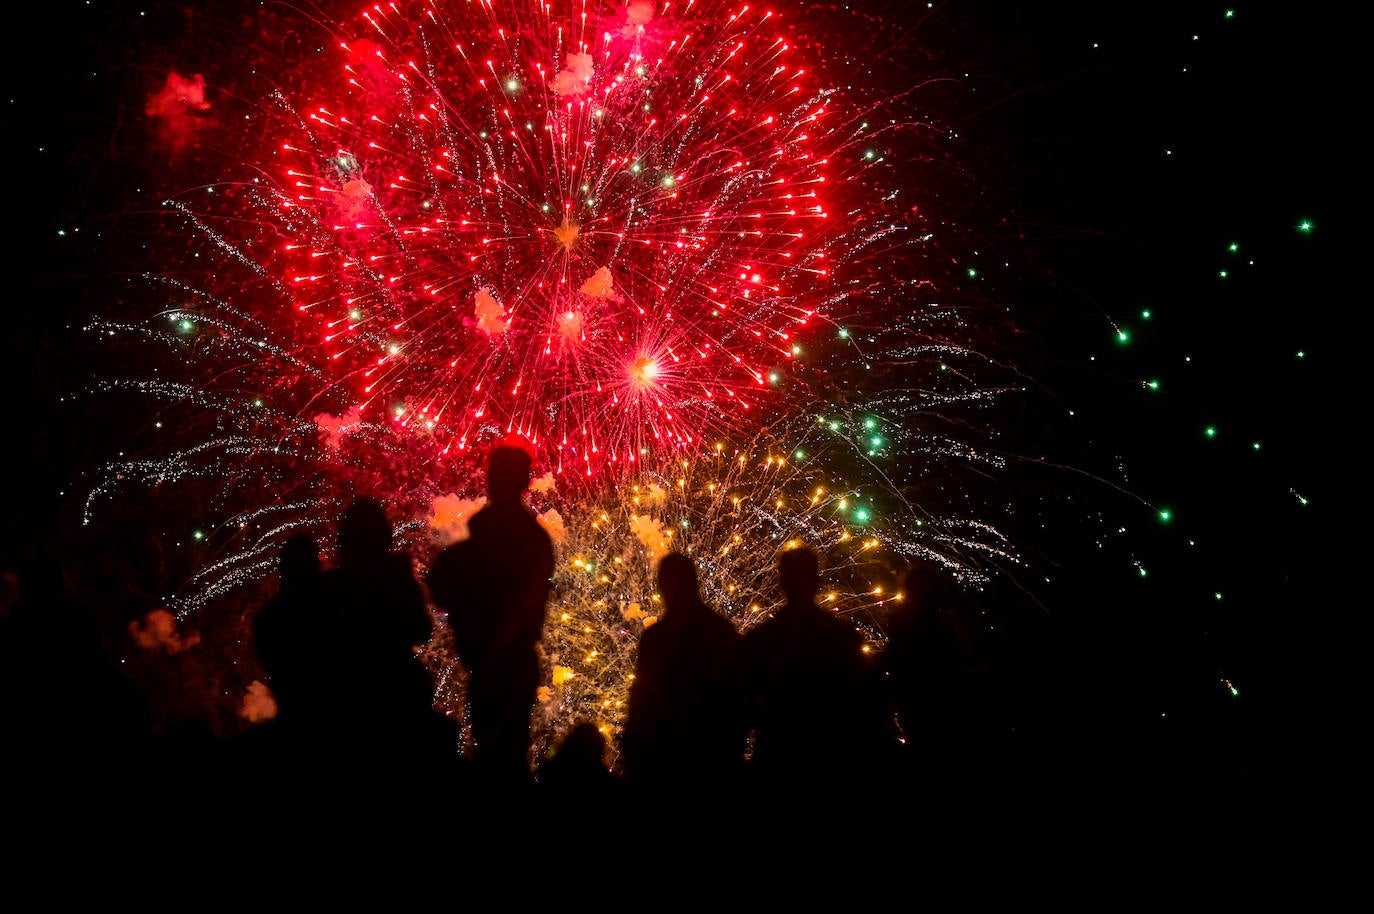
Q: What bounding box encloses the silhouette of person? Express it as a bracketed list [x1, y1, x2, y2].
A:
[537, 721, 619, 799]
[319, 498, 452, 780]
[622, 551, 744, 789]
[251, 533, 324, 753]
[731, 546, 896, 788]
[428, 444, 555, 785]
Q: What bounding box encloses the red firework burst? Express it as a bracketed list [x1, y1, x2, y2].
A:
[261, 0, 847, 478]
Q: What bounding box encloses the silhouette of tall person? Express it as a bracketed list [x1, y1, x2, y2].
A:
[732, 546, 896, 787]
[623, 551, 744, 789]
[428, 444, 555, 785]
[319, 498, 451, 780]
[538, 721, 620, 800]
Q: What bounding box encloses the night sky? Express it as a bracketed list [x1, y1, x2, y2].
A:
[2, 1, 1336, 788]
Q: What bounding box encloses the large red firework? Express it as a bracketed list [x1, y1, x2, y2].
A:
[259, 0, 852, 479]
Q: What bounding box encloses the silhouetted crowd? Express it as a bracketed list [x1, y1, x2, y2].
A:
[2, 443, 1253, 827]
[241, 444, 1004, 806]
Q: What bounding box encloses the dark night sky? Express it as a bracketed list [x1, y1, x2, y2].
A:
[2, 1, 1339, 773]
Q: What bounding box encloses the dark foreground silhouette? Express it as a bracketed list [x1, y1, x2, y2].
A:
[320, 499, 457, 779]
[2, 446, 1263, 826]
[251, 532, 325, 757]
[730, 546, 899, 789]
[428, 444, 555, 786]
[622, 551, 744, 790]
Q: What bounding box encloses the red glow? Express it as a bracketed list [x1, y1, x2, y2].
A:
[249, 0, 848, 475]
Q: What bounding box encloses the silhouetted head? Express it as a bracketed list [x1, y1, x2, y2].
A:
[778, 546, 820, 608]
[277, 533, 321, 591]
[657, 552, 701, 612]
[337, 498, 392, 566]
[557, 721, 608, 767]
[487, 445, 534, 503]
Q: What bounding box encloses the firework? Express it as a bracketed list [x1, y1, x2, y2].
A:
[85, 1, 1023, 756]
[165, 0, 904, 477]
[409, 404, 1019, 762]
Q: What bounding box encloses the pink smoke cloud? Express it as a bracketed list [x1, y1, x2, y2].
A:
[145, 71, 212, 156]
[239, 680, 278, 723]
[536, 508, 567, 544]
[314, 406, 364, 448]
[475, 287, 509, 336]
[579, 266, 618, 299]
[551, 52, 595, 96]
[429, 494, 487, 545]
[129, 609, 201, 655]
[623, 1, 655, 36]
